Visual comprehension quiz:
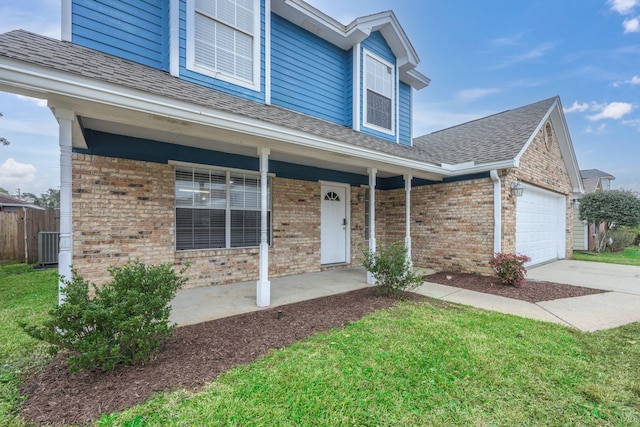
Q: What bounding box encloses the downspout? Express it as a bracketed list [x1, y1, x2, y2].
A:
[490, 170, 501, 254]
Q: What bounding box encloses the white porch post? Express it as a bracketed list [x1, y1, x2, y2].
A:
[55, 108, 74, 305]
[256, 147, 271, 307]
[367, 168, 377, 285]
[404, 174, 412, 264]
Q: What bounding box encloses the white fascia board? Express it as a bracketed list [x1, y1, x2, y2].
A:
[0, 58, 449, 177]
[402, 69, 430, 90]
[445, 160, 516, 175]
[552, 99, 584, 193]
[513, 99, 556, 167]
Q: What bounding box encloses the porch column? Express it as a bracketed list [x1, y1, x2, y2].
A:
[256, 147, 271, 307]
[55, 108, 74, 305]
[404, 174, 412, 264]
[367, 168, 377, 285]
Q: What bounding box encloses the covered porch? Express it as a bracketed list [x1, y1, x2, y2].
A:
[170, 267, 369, 326]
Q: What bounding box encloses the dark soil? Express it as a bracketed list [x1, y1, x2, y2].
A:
[20, 288, 423, 426]
[20, 274, 607, 425]
[425, 272, 607, 303]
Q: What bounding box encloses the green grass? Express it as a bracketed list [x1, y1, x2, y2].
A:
[0, 262, 58, 426]
[574, 247, 640, 266]
[2, 264, 639, 426]
[98, 303, 640, 427]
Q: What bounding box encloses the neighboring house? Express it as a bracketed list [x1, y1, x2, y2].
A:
[0, 194, 44, 212]
[0, 0, 583, 306]
[572, 169, 615, 251]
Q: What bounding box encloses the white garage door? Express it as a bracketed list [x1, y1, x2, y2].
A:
[516, 184, 566, 266]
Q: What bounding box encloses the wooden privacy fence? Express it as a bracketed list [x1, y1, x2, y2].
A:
[0, 209, 59, 264]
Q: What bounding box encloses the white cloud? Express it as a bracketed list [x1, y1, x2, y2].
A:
[613, 75, 640, 86]
[412, 103, 493, 136]
[0, 158, 37, 189]
[587, 102, 633, 121]
[609, 0, 639, 14]
[456, 88, 500, 102]
[623, 16, 640, 32]
[564, 101, 590, 113]
[490, 42, 558, 69]
[491, 31, 528, 46]
[622, 118, 640, 130]
[585, 123, 607, 134]
[13, 94, 48, 108]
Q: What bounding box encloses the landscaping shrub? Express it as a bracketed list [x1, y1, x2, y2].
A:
[21, 259, 188, 372]
[360, 241, 423, 297]
[608, 226, 637, 252]
[489, 253, 531, 287]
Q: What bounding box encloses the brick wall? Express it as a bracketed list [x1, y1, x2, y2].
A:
[501, 122, 574, 258]
[72, 154, 174, 285]
[72, 153, 369, 288]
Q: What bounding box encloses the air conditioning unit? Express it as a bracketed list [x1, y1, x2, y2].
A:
[38, 232, 60, 266]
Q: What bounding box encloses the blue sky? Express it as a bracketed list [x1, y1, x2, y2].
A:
[0, 0, 639, 196]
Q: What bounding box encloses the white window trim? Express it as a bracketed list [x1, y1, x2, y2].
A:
[186, 0, 261, 92]
[174, 163, 272, 251]
[363, 48, 395, 136]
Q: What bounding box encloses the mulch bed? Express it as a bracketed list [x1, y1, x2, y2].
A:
[425, 272, 607, 303]
[20, 288, 423, 426]
[20, 274, 608, 425]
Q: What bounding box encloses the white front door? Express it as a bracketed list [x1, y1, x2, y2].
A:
[321, 184, 348, 264]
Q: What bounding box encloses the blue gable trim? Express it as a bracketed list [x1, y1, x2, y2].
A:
[377, 172, 492, 190]
[177, 0, 266, 103]
[270, 14, 351, 126]
[72, 0, 169, 71]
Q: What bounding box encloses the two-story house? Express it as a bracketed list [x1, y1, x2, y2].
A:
[573, 169, 616, 251]
[0, 0, 583, 307]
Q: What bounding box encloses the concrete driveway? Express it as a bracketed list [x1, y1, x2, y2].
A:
[527, 260, 640, 331]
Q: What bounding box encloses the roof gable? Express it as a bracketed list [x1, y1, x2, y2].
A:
[414, 97, 584, 193]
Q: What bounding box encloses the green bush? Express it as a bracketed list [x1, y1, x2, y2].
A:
[360, 241, 423, 298]
[489, 253, 531, 287]
[21, 259, 188, 372]
[608, 227, 637, 252]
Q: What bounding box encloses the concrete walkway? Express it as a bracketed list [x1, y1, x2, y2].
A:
[416, 260, 640, 331]
[170, 261, 640, 332]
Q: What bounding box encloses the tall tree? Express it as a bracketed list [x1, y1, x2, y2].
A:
[579, 190, 640, 252]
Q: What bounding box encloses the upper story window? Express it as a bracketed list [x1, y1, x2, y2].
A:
[364, 50, 395, 134]
[187, 0, 260, 90]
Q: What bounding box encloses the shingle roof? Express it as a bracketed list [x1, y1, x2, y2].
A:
[0, 193, 43, 209]
[580, 169, 615, 180]
[413, 97, 557, 165]
[0, 30, 442, 167]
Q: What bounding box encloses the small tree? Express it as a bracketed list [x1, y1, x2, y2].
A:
[360, 241, 423, 298]
[579, 190, 640, 252]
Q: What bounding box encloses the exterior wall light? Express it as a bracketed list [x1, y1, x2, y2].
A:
[511, 182, 524, 197]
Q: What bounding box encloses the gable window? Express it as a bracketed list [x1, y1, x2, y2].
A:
[364, 50, 394, 134]
[175, 166, 271, 250]
[187, 0, 260, 90]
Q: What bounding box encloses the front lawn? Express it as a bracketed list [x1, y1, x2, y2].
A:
[2, 261, 640, 426]
[574, 247, 640, 266]
[0, 262, 57, 426]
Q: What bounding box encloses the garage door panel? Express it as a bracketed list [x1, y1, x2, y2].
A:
[516, 185, 566, 266]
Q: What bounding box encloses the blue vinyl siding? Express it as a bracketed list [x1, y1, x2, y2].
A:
[72, 0, 169, 71]
[178, 0, 266, 103]
[360, 31, 396, 143]
[270, 14, 351, 125]
[399, 82, 411, 146]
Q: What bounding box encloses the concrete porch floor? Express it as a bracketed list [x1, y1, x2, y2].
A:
[170, 267, 370, 326]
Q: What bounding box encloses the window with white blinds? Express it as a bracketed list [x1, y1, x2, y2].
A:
[175, 167, 271, 250]
[364, 51, 394, 133]
[188, 0, 260, 90]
